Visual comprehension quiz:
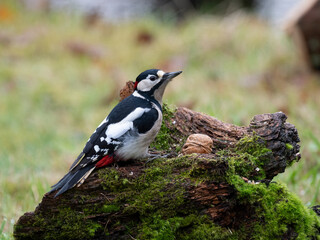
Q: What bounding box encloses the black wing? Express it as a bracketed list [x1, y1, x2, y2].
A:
[70, 95, 155, 168]
[133, 107, 159, 134]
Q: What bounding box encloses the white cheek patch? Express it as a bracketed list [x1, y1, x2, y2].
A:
[137, 79, 161, 92]
[157, 70, 165, 78]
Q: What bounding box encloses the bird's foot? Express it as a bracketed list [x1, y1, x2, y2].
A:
[146, 152, 169, 164]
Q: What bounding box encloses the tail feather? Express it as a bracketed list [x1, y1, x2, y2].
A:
[49, 154, 115, 197]
[49, 165, 95, 197]
[76, 166, 96, 187]
[48, 171, 77, 196]
[50, 172, 71, 190]
[69, 152, 85, 171]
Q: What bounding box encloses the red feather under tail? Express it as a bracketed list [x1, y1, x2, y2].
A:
[95, 155, 114, 168]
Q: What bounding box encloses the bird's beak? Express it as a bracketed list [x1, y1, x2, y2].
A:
[163, 71, 182, 81]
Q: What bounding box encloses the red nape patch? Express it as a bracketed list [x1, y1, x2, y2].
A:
[134, 81, 138, 89]
[95, 155, 114, 168]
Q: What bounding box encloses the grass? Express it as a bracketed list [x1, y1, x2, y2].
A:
[1, 1, 320, 238]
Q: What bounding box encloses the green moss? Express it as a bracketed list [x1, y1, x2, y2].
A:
[98, 168, 132, 193]
[227, 175, 320, 239]
[139, 215, 180, 240]
[14, 207, 102, 240]
[150, 104, 186, 152]
[186, 222, 236, 240]
[102, 204, 120, 213]
[47, 207, 101, 239]
[236, 134, 271, 156]
[286, 143, 293, 150]
[226, 152, 266, 180]
[138, 214, 236, 240]
[98, 156, 230, 238]
[217, 135, 320, 239]
[121, 160, 186, 217]
[220, 135, 273, 180]
[187, 157, 228, 183]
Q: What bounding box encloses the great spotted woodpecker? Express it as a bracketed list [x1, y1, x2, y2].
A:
[50, 69, 182, 197]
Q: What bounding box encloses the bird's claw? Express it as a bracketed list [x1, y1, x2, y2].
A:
[146, 153, 169, 164]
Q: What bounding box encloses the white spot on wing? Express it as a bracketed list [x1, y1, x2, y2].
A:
[101, 149, 109, 155]
[90, 155, 99, 161]
[94, 145, 100, 152]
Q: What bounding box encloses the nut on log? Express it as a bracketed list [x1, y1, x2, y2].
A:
[181, 134, 213, 154]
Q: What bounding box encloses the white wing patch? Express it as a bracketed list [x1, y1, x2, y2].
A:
[94, 145, 100, 152]
[105, 107, 151, 144]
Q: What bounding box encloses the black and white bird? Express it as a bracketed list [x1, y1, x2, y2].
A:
[50, 69, 182, 197]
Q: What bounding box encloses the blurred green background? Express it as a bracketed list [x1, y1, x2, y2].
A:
[1, 0, 320, 238]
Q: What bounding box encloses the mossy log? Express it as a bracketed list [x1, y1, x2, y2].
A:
[14, 102, 320, 239]
[172, 107, 300, 179]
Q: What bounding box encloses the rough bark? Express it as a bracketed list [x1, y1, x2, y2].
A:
[172, 107, 301, 179]
[14, 105, 319, 240]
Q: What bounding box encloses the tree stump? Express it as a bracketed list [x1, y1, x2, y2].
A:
[14, 84, 320, 240]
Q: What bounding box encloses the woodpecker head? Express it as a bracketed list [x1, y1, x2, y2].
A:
[134, 69, 182, 104]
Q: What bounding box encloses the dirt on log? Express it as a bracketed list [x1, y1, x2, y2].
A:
[14, 85, 320, 240]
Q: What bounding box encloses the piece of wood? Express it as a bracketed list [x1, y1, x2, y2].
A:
[172, 107, 300, 179]
[14, 104, 306, 239]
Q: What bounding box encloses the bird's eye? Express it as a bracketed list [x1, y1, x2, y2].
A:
[149, 75, 157, 81]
